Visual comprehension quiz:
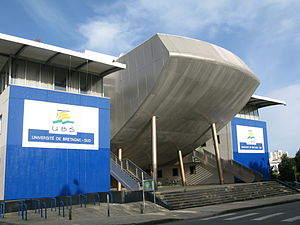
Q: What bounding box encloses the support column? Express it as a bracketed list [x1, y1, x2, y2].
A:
[117, 148, 122, 191]
[152, 116, 157, 186]
[8, 57, 12, 86]
[178, 150, 186, 186]
[211, 123, 224, 185]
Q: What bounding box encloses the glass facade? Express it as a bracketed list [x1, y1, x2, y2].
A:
[0, 61, 9, 94]
[235, 106, 260, 121]
[0, 57, 103, 96]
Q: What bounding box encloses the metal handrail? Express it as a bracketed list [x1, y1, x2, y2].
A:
[193, 149, 263, 180]
[123, 158, 152, 181]
[110, 153, 152, 182]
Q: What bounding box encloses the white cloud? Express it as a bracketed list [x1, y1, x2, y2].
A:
[260, 84, 300, 156]
[78, 21, 134, 56]
[78, 0, 300, 56]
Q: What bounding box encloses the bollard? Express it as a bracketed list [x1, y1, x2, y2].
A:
[21, 202, 27, 221]
[78, 194, 83, 208]
[41, 203, 43, 218]
[107, 194, 110, 217]
[59, 200, 65, 217]
[32, 200, 36, 213]
[78, 194, 87, 208]
[140, 203, 144, 214]
[58, 201, 61, 216]
[25, 204, 28, 221]
[51, 198, 56, 211]
[18, 201, 21, 216]
[94, 193, 100, 206]
[37, 200, 41, 214]
[69, 208, 72, 220]
[43, 202, 47, 219]
[62, 201, 65, 217]
[65, 196, 72, 209]
[0, 202, 5, 218]
[21, 205, 24, 220]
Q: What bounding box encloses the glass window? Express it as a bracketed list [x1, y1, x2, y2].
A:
[80, 73, 87, 94]
[190, 165, 196, 174]
[54, 67, 67, 91]
[26, 61, 40, 87]
[41, 64, 53, 90]
[12, 59, 25, 85]
[91, 75, 103, 96]
[0, 63, 9, 94]
[172, 168, 178, 176]
[70, 71, 79, 93]
[0, 70, 4, 94]
[80, 72, 91, 94]
[158, 170, 162, 178]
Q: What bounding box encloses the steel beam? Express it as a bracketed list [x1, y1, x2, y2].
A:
[152, 116, 157, 186]
[211, 123, 224, 185]
[117, 148, 122, 191]
[178, 150, 186, 186]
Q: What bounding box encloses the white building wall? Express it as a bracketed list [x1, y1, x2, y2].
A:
[269, 150, 288, 172]
[0, 87, 9, 200]
[198, 122, 233, 160]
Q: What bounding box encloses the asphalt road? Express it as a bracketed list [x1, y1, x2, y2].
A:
[165, 201, 300, 225]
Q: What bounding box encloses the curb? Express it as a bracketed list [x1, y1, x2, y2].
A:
[134, 197, 300, 225]
[130, 218, 182, 225]
[222, 198, 300, 214]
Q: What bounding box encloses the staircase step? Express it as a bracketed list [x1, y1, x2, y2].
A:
[156, 181, 300, 210]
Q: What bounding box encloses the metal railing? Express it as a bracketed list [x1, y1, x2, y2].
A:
[193, 149, 263, 182]
[111, 153, 152, 182]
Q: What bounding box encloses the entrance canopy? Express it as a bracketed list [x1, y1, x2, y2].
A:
[0, 33, 125, 77]
[248, 95, 286, 109]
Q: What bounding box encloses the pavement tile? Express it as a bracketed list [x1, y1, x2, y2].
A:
[0, 194, 299, 225]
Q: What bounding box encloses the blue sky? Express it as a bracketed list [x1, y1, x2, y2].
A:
[1, 0, 300, 156]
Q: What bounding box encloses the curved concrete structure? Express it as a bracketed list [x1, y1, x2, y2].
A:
[104, 34, 260, 168]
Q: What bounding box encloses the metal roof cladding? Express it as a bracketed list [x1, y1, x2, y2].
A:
[0, 32, 126, 77]
[248, 95, 286, 108]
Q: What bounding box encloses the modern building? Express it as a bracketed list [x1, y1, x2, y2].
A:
[0, 32, 285, 199]
[104, 34, 285, 187]
[0, 33, 125, 200]
[156, 95, 285, 185]
[269, 150, 289, 172]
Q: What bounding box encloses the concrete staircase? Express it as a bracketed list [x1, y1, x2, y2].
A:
[193, 149, 263, 182]
[110, 153, 152, 191]
[156, 181, 300, 210]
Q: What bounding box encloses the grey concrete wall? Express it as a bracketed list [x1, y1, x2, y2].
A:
[157, 161, 234, 186]
[198, 122, 233, 160]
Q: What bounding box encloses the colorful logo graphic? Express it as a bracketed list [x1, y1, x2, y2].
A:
[53, 110, 74, 124]
[247, 130, 256, 144]
[23, 99, 98, 149]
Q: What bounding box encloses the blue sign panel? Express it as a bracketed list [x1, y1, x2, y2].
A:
[240, 142, 263, 151]
[4, 85, 111, 200]
[28, 129, 94, 145]
[232, 117, 270, 180]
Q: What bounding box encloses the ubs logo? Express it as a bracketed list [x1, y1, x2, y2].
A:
[51, 110, 76, 135]
[246, 129, 256, 145]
